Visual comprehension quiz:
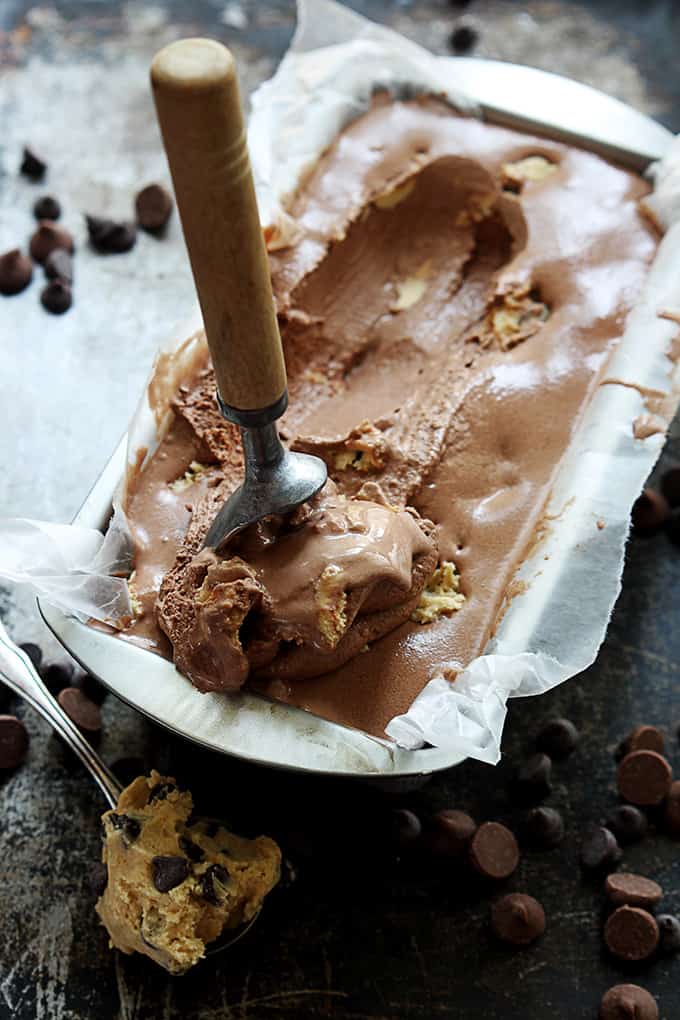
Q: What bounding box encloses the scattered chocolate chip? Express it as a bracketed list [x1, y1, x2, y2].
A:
[19, 642, 42, 671]
[469, 822, 519, 880]
[657, 914, 680, 955]
[200, 863, 230, 904]
[86, 215, 136, 254]
[57, 687, 102, 734]
[29, 221, 74, 263]
[622, 725, 665, 755]
[632, 488, 669, 532]
[666, 509, 680, 546]
[389, 808, 422, 849]
[535, 717, 579, 758]
[604, 905, 659, 962]
[152, 855, 190, 893]
[427, 809, 476, 857]
[617, 750, 673, 806]
[664, 780, 680, 835]
[580, 826, 622, 872]
[0, 249, 33, 296]
[40, 279, 72, 314]
[33, 195, 61, 221]
[108, 813, 141, 844]
[72, 671, 107, 705]
[524, 806, 565, 849]
[605, 873, 662, 911]
[599, 984, 658, 1020]
[491, 893, 545, 946]
[660, 466, 680, 508]
[111, 757, 146, 787]
[91, 861, 108, 898]
[40, 661, 73, 695]
[605, 805, 648, 845]
[148, 781, 177, 804]
[20, 146, 46, 180]
[0, 715, 29, 770]
[179, 835, 205, 863]
[44, 248, 73, 283]
[135, 183, 173, 233]
[449, 24, 478, 53]
[514, 753, 552, 804]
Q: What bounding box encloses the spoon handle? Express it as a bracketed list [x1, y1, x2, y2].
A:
[151, 38, 288, 424]
[0, 618, 122, 809]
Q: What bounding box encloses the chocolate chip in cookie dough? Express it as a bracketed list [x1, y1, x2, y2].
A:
[491, 893, 545, 946]
[580, 826, 622, 872]
[605, 804, 648, 844]
[20, 146, 47, 180]
[40, 279, 72, 314]
[657, 914, 680, 955]
[152, 855, 190, 893]
[605, 873, 663, 911]
[514, 753, 553, 804]
[44, 248, 73, 284]
[599, 984, 658, 1020]
[469, 822, 519, 880]
[135, 183, 173, 233]
[535, 717, 580, 758]
[30, 221, 74, 263]
[604, 906, 659, 962]
[148, 781, 177, 804]
[178, 836, 205, 863]
[109, 813, 141, 845]
[0, 249, 33, 295]
[86, 215, 136, 254]
[523, 806, 565, 849]
[33, 195, 61, 221]
[617, 750, 672, 806]
[0, 715, 29, 770]
[200, 863, 231, 905]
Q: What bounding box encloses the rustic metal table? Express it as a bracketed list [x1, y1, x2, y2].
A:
[1, 2, 679, 1017]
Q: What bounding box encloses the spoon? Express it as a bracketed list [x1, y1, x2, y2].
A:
[0, 617, 258, 955]
[150, 39, 327, 554]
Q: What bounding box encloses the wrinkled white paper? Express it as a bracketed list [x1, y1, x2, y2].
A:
[2, 0, 680, 762]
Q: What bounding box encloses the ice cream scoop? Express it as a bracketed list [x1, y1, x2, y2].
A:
[150, 39, 327, 554]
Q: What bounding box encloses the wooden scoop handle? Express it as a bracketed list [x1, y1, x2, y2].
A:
[151, 38, 287, 416]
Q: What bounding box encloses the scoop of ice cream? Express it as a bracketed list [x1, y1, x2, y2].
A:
[157, 483, 438, 692]
[95, 771, 280, 974]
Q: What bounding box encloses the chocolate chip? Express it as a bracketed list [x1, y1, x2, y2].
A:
[0, 715, 29, 770]
[86, 215, 136, 254]
[623, 725, 665, 755]
[178, 835, 205, 862]
[0, 249, 33, 296]
[666, 509, 680, 546]
[57, 687, 101, 733]
[108, 813, 141, 844]
[389, 808, 422, 850]
[148, 781, 177, 803]
[200, 863, 230, 904]
[664, 780, 680, 835]
[20, 147, 46, 180]
[44, 248, 73, 284]
[660, 466, 680, 508]
[604, 905, 659, 961]
[449, 24, 478, 53]
[514, 753, 552, 804]
[580, 826, 622, 872]
[29, 221, 74, 263]
[33, 195, 61, 220]
[491, 893, 545, 946]
[469, 822, 519, 880]
[524, 806, 565, 848]
[91, 861, 108, 898]
[426, 809, 476, 857]
[111, 757, 146, 787]
[632, 488, 669, 532]
[135, 183, 173, 233]
[19, 642, 42, 671]
[605, 873, 662, 911]
[152, 855, 190, 893]
[203, 820, 219, 839]
[535, 717, 579, 758]
[657, 914, 680, 955]
[40, 661, 73, 695]
[599, 984, 658, 1020]
[40, 279, 72, 314]
[617, 750, 673, 806]
[605, 805, 648, 844]
[72, 670, 107, 705]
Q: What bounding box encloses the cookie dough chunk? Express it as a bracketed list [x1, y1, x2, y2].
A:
[96, 772, 280, 974]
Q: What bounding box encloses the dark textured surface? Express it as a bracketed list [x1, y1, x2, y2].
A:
[1, 1, 679, 1018]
